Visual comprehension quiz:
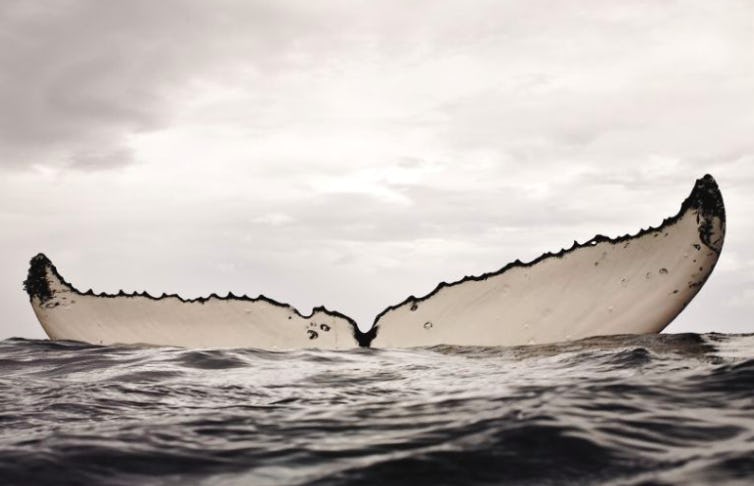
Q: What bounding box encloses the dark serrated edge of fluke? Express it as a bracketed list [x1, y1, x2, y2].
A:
[24, 174, 724, 349]
[369, 174, 726, 340]
[23, 254, 55, 304]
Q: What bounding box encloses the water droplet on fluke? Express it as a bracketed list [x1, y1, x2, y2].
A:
[423, 321, 433, 330]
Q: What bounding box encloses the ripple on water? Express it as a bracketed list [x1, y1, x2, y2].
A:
[0, 333, 751, 485]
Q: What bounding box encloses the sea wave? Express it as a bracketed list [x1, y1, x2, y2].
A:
[0, 333, 752, 485]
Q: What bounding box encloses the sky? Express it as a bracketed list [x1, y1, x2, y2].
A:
[1, 0, 753, 340]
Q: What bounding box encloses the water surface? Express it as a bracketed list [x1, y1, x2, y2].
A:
[0, 333, 752, 485]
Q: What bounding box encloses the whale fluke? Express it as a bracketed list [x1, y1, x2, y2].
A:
[24, 254, 363, 349]
[370, 174, 725, 347]
[25, 175, 725, 349]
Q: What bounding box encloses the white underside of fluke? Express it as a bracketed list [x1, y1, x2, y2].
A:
[32, 280, 358, 350]
[26, 175, 725, 349]
[372, 209, 720, 347]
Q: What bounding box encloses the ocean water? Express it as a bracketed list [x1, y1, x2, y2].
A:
[0, 333, 752, 486]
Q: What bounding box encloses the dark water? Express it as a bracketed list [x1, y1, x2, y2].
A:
[0, 334, 752, 486]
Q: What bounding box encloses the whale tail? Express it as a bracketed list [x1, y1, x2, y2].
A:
[26, 175, 725, 349]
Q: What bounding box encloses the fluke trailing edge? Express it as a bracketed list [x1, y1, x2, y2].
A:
[25, 175, 726, 349]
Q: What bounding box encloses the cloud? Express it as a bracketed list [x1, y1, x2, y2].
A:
[0, 2, 171, 169]
[4, 0, 751, 172]
[68, 146, 134, 171]
[251, 212, 295, 226]
[0, 0, 350, 170]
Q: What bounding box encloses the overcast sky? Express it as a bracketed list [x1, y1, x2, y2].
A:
[1, 0, 753, 340]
